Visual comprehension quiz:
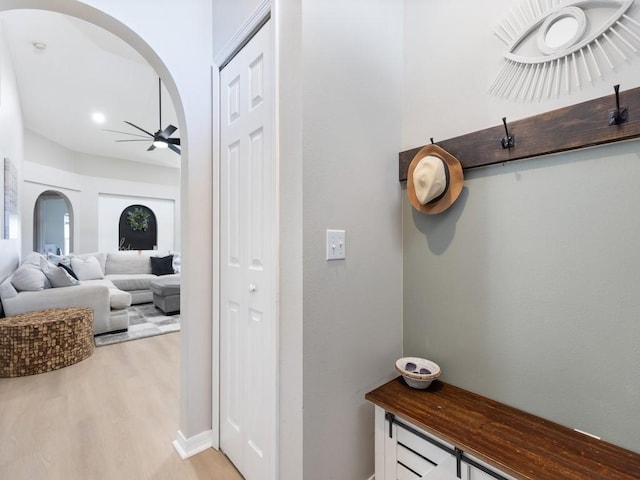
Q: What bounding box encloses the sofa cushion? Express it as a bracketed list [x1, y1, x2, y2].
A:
[0, 278, 18, 300]
[109, 288, 132, 310]
[105, 253, 152, 275]
[149, 275, 181, 296]
[11, 265, 49, 292]
[106, 274, 157, 292]
[71, 256, 105, 280]
[80, 278, 131, 311]
[150, 255, 174, 276]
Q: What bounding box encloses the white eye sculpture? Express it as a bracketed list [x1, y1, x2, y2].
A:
[490, 0, 640, 101]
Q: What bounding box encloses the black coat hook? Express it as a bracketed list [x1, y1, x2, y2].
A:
[430, 137, 434, 144]
[501, 117, 515, 149]
[608, 84, 629, 125]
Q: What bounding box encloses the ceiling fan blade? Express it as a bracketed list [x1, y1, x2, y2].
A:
[116, 139, 152, 142]
[159, 124, 177, 139]
[147, 144, 156, 151]
[168, 144, 181, 155]
[166, 138, 181, 145]
[124, 121, 154, 137]
[103, 129, 149, 138]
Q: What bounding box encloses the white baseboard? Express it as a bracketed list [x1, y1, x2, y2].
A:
[172, 429, 214, 459]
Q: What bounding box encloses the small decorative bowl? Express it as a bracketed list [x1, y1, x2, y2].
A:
[395, 357, 441, 389]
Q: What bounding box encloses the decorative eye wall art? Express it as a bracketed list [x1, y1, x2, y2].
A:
[490, 0, 640, 102]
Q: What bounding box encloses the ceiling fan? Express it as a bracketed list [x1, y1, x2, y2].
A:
[106, 78, 181, 154]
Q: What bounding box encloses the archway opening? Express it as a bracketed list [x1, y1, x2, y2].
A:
[33, 190, 73, 255]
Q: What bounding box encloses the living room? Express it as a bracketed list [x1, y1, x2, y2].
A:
[0, 5, 223, 478]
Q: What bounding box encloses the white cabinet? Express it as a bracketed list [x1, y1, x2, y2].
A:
[374, 407, 516, 480]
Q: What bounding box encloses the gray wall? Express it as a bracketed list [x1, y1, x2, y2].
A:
[403, 0, 640, 453]
[301, 1, 403, 478]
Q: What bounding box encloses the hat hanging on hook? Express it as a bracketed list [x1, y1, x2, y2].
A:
[407, 144, 464, 214]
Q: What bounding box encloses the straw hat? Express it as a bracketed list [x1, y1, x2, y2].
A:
[407, 144, 464, 214]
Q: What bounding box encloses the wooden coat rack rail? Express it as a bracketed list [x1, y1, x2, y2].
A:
[399, 85, 640, 182]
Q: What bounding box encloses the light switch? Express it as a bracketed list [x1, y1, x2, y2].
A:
[326, 229, 346, 260]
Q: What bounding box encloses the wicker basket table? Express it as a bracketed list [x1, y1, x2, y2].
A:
[0, 307, 94, 377]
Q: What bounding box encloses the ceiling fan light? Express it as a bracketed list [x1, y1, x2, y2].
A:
[153, 139, 168, 148]
[92, 112, 106, 124]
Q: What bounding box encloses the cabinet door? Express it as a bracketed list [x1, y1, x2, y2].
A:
[422, 455, 459, 479]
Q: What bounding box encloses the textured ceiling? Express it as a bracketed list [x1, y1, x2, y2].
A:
[0, 9, 180, 169]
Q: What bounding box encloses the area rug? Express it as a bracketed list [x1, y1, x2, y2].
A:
[94, 303, 180, 347]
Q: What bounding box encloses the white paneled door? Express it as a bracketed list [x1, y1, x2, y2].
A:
[219, 20, 275, 480]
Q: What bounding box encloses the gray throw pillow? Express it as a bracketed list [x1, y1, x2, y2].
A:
[11, 265, 49, 292]
[43, 265, 80, 288]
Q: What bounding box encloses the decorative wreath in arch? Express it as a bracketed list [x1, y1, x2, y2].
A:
[126, 207, 151, 232]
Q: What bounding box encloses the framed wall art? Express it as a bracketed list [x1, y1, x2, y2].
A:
[3, 157, 18, 239]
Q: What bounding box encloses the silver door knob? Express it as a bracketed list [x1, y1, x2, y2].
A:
[249, 284, 257, 293]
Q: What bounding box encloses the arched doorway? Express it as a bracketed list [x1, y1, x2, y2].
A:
[33, 190, 73, 255]
[0, 0, 216, 461]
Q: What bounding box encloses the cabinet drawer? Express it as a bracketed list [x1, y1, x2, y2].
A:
[465, 455, 517, 480]
[397, 442, 437, 477]
[396, 423, 452, 466]
[397, 461, 422, 480]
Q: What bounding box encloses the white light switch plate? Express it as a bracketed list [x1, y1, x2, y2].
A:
[326, 229, 346, 260]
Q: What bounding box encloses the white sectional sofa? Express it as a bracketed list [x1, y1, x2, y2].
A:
[0, 251, 179, 335]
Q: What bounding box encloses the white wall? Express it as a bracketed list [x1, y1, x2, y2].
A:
[273, 1, 303, 478]
[22, 129, 179, 255]
[403, 0, 640, 453]
[212, 0, 264, 56]
[0, 19, 23, 282]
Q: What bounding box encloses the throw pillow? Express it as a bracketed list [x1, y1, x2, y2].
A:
[150, 254, 174, 276]
[43, 265, 80, 288]
[11, 265, 49, 292]
[58, 263, 79, 280]
[169, 250, 181, 273]
[73, 252, 106, 275]
[70, 256, 105, 280]
[47, 252, 72, 267]
[21, 252, 46, 267]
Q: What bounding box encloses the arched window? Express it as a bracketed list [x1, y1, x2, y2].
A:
[33, 190, 73, 254]
[119, 204, 157, 250]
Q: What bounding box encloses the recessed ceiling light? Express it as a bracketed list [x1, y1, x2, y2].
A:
[32, 41, 47, 51]
[92, 112, 106, 124]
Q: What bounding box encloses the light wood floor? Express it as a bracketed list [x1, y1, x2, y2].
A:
[0, 332, 243, 480]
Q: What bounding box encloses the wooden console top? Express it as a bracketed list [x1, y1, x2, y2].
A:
[365, 377, 640, 480]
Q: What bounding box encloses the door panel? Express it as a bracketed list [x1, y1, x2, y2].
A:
[219, 19, 275, 480]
